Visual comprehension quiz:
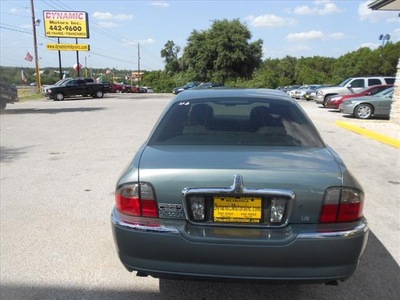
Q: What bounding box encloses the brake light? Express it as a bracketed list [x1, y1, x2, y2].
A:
[116, 183, 159, 218]
[320, 187, 364, 223]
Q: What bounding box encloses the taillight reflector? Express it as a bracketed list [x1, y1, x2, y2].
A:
[320, 187, 364, 223]
[319, 204, 339, 223]
[116, 183, 159, 218]
[337, 202, 363, 222]
[116, 193, 141, 216]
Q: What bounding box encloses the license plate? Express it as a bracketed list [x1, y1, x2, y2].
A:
[213, 196, 262, 223]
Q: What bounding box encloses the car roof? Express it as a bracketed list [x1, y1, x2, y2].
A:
[172, 88, 294, 103]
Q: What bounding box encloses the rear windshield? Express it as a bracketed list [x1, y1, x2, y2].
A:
[149, 98, 324, 147]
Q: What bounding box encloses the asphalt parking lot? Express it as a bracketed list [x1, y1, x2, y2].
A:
[1, 93, 399, 299]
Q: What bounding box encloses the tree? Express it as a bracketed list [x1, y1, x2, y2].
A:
[161, 40, 181, 75]
[181, 19, 263, 82]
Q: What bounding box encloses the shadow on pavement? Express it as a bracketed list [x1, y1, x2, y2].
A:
[1, 107, 105, 115]
[0, 145, 33, 163]
[1, 231, 399, 300]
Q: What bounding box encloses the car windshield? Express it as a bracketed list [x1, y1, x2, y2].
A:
[149, 98, 324, 147]
[338, 78, 352, 87]
[54, 78, 70, 86]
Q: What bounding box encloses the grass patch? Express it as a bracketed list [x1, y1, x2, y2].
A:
[18, 93, 46, 102]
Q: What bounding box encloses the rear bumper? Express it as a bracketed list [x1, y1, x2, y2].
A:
[111, 208, 368, 281]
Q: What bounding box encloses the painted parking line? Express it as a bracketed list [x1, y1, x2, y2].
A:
[336, 121, 400, 149]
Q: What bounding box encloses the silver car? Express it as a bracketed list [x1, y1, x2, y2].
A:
[111, 89, 368, 283]
[340, 87, 394, 119]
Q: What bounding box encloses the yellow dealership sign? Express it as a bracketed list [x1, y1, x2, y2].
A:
[43, 11, 89, 38]
[46, 43, 90, 51]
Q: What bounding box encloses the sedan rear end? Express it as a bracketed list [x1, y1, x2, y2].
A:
[111, 89, 368, 283]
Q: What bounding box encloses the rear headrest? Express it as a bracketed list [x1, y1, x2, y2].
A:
[190, 104, 214, 125]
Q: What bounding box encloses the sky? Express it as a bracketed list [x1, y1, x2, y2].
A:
[0, 0, 399, 72]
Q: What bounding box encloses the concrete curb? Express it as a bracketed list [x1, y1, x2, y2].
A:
[336, 121, 400, 148]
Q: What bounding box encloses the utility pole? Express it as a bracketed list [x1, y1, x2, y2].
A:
[30, 0, 41, 94]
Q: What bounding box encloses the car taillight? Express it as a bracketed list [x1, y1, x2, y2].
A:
[320, 187, 364, 223]
[116, 183, 158, 218]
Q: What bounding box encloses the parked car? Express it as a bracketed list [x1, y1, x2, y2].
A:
[172, 81, 201, 94]
[340, 87, 394, 119]
[291, 85, 320, 99]
[111, 83, 125, 93]
[101, 81, 112, 93]
[301, 85, 332, 101]
[142, 86, 153, 93]
[315, 76, 395, 106]
[122, 84, 133, 93]
[45, 78, 106, 100]
[193, 82, 225, 89]
[326, 84, 393, 109]
[0, 81, 18, 111]
[281, 85, 301, 94]
[131, 86, 149, 93]
[112, 88, 368, 283]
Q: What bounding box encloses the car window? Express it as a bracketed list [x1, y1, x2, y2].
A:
[149, 98, 324, 147]
[371, 86, 390, 95]
[368, 79, 382, 86]
[349, 79, 364, 88]
[384, 78, 395, 84]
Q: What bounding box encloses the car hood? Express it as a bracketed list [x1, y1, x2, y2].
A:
[320, 86, 352, 94]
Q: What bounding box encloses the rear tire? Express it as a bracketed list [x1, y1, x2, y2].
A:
[94, 91, 104, 98]
[354, 104, 373, 119]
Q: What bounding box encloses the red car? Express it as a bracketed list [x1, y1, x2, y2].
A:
[325, 84, 393, 109]
[111, 83, 125, 93]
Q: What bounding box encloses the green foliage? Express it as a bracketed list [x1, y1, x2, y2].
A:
[2, 35, 399, 93]
[160, 40, 181, 75]
[180, 19, 263, 82]
[141, 70, 175, 93]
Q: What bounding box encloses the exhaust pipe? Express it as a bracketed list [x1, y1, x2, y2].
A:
[325, 280, 339, 286]
[136, 271, 149, 277]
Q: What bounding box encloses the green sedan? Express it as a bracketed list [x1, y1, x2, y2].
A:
[111, 89, 368, 283]
[340, 87, 394, 119]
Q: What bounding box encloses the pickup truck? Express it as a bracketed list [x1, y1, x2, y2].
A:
[0, 81, 18, 111]
[314, 76, 395, 107]
[45, 78, 106, 101]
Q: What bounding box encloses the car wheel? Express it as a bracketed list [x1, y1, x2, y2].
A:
[322, 97, 330, 107]
[354, 104, 373, 119]
[95, 91, 104, 98]
[0, 99, 7, 111]
[55, 93, 64, 101]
